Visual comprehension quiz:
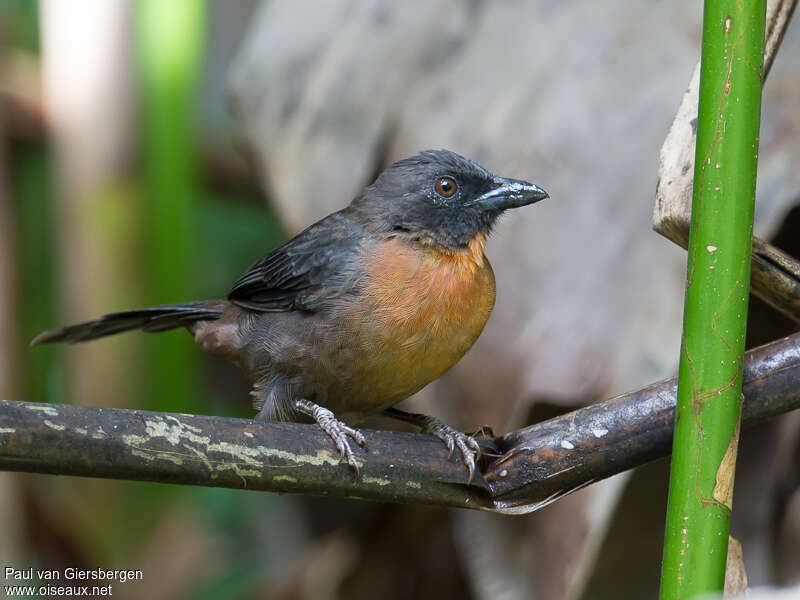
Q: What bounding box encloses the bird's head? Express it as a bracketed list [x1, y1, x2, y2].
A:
[352, 149, 548, 250]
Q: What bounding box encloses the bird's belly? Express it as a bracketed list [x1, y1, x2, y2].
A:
[348, 311, 487, 410]
[324, 239, 496, 419]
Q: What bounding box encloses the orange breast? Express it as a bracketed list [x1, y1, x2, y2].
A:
[337, 233, 495, 415]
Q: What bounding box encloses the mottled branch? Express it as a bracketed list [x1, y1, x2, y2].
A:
[2, 332, 800, 513]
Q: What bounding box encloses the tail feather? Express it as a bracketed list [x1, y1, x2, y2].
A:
[31, 302, 223, 345]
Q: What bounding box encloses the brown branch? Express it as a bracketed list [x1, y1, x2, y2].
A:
[2, 332, 800, 513]
[487, 332, 800, 512]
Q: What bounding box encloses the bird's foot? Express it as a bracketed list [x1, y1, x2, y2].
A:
[420, 416, 481, 484]
[294, 399, 367, 475]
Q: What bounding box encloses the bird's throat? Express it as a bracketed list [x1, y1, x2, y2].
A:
[431, 231, 487, 273]
[395, 230, 487, 273]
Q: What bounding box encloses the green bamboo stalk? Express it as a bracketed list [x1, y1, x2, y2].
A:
[660, 1, 766, 598]
[136, 0, 206, 413]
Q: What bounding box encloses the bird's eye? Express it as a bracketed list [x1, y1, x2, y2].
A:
[434, 176, 457, 198]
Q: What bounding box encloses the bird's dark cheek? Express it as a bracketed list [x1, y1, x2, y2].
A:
[426, 188, 462, 207]
[475, 209, 502, 237]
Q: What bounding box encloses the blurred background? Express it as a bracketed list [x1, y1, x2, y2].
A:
[1, 1, 799, 598]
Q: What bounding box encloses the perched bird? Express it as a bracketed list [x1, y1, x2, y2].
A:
[33, 150, 548, 480]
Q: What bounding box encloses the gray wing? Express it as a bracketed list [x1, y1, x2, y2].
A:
[227, 210, 363, 312]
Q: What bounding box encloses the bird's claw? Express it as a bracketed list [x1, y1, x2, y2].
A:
[422, 418, 481, 484]
[294, 399, 367, 476]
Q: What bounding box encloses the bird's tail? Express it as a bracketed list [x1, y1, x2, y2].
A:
[31, 302, 224, 345]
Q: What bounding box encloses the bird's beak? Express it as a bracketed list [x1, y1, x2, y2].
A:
[472, 176, 549, 211]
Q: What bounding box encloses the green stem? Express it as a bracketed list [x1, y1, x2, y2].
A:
[136, 0, 206, 413]
[660, 1, 765, 598]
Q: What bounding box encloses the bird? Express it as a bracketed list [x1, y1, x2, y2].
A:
[33, 150, 548, 481]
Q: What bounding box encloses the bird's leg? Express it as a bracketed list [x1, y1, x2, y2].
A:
[384, 407, 481, 483]
[294, 399, 367, 474]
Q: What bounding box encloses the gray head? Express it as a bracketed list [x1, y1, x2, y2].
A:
[352, 149, 548, 249]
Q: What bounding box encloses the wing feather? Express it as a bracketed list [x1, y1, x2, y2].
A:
[227, 210, 363, 312]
